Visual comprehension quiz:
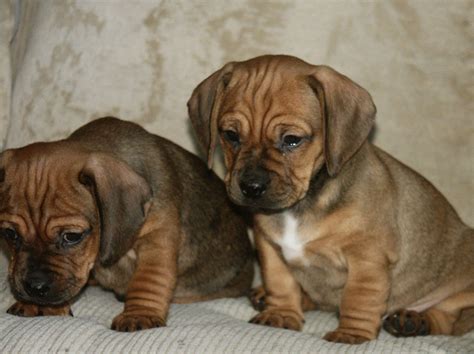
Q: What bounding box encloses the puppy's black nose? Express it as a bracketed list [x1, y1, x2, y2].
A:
[240, 180, 267, 199]
[239, 167, 270, 199]
[24, 272, 51, 298]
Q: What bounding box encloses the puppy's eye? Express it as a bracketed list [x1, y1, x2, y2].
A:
[222, 130, 240, 146]
[2, 227, 18, 241]
[61, 231, 86, 247]
[282, 135, 303, 149]
[1, 227, 21, 249]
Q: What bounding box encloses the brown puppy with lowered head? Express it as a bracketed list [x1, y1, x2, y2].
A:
[0, 117, 253, 331]
[188, 55, 474, 344]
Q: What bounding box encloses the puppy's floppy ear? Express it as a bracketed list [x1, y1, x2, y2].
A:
[80, 153, 152, 267]
[187, 62, 234, 168]
[308, 66, 376, 176]
[0, 150, 13, 183]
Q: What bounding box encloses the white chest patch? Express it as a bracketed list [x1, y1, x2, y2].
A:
[277, 212, 307, 264]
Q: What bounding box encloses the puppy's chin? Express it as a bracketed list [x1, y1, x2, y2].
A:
[11, 278, 86, 307]
[227, 188, 304, 212]
[13, 290, 79, 307]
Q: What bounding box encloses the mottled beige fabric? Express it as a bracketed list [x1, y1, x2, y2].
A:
[2, 0, 473, 223]
[0, 0, 14, 148]
[0, 1, 473, 353]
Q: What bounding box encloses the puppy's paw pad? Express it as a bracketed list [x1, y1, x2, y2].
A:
[111, 313, 166, 332]
[248, 286, 266, 311]
[383, 310, 430, 337]
[323, 330, 370, 344]
[249, 310, 303, 331]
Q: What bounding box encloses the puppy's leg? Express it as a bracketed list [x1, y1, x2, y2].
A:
[111, 216, 180, 332]
[384, 288, 474, 336]
[425, 289, 474, 335]
[324, 248, 390, 344]
[249, 231, 304, 330]
[7, 301, 72, 317]
[249, 285, 317, 312]
[454, 307, 474, 335]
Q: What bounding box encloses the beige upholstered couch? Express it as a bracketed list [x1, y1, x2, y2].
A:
[0, 1, 472, 352]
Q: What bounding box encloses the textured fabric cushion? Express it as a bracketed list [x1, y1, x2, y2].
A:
[0, 1, 473, 353]
[0, 0, 13, 145]
[1, 251, 473, 353]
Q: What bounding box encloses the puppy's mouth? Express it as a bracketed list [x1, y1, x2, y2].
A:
[226, 166, 307, 210]
[227, 184, 302, 211]
[15, 286, 83, 306]
[10, 274, 85, 306]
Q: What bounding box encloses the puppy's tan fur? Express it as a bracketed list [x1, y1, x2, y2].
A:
[188, 55, 474, 343]
[0, 117, 253, 331]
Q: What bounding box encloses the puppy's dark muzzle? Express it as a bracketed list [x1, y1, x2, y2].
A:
[239, 168, 270, 199]
[24, 271, 51, 299]
[240, 180, 267, 199]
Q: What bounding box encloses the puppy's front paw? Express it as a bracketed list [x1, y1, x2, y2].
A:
[111, 312, 166, 332]
[249, 309, 303, 331]
[7, 301, 73, 317]
[7, 302, 39, 317]
[323, 330, 371, 344]
[383, 310, 430, 337]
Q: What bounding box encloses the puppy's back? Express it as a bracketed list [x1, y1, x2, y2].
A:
[69, 117, 231, 206]
[371, 146, 473, 300]
[70, 117, 253, 296]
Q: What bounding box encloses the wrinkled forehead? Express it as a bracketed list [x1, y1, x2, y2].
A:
[230, 57, 311, 91]
[219, 60, 322, 128]
[0, 143, 95, 228]
[1, 144, 80, 185]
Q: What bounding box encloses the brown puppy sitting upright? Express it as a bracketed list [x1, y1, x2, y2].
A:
[188, 55, 474, 344]
[0, 117, 253, 331]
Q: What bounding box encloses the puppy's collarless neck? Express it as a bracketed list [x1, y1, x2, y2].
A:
[296, 143, 372, 216]
[290, 167, 334, 216]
